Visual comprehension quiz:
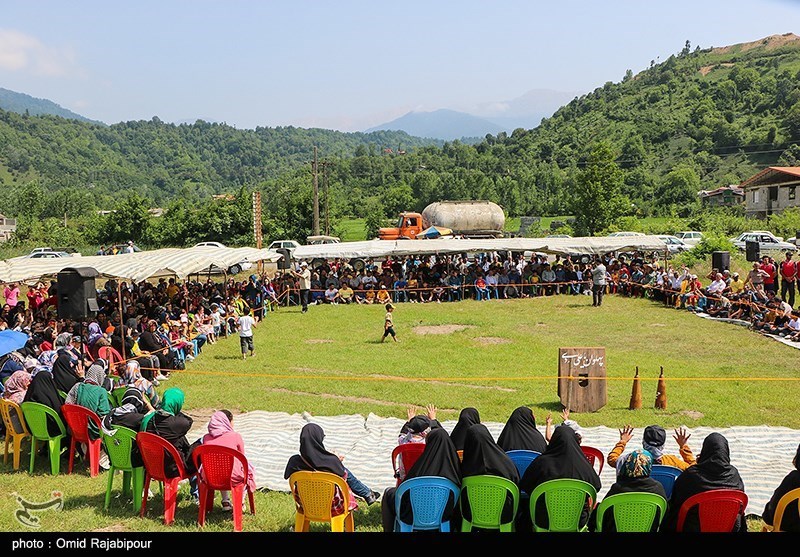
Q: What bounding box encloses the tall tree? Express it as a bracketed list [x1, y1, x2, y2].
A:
[572, 142, 626, 235]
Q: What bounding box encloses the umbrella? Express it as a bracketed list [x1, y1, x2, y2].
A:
[417, 226, 453, 239]
[0, 330, 29, 358]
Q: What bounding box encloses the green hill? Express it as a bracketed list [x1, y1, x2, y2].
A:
[0, 87, 103, 124]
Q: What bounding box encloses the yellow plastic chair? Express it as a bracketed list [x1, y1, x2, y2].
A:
[288, 471, 355, 532]
[1, 398, 32, 470]
[768, 487, 800, 532]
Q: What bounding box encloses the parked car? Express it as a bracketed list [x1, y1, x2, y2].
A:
[193, 241, 253, 274]
[655, 235, 690, 254]
[305, 235, 341, 245]
[675, 231, 703, 247]
[28, 251, 71, 259]
[268, 240, 302, 251]
[607, 231, 645, 237]
[730, 231, 797, 252]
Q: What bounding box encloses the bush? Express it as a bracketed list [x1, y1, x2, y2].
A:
[674, 233, 737, 267]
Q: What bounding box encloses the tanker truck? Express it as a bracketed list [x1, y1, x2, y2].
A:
[378, 200, 505, 240]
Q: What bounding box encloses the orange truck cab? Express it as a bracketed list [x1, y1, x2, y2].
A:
[378, 212, 423, 240]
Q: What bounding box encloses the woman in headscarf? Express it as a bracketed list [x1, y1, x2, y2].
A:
[51, 351, 82, 394]
[497, 406, 548, 453]
[37, 349, 58, 372]
[116, 361, 159, 408]
[589, 449, 666, 532]
[660, 432, 746, 532]
[284, 422, 379, 512]
[460, 423, 520, 531]
[103, 387, 152, 432]
[397, 404, 442, 445]
[519, 424, 602, 531]
[381, 427, 462, 532]
[762, 443, 800, 532]
[449, 407, 481, 452]
[64, 359, 111, 425]
[2, 370, 33, 404]
[22, 371, 67, 437]
[140, 387, 194, 479]
[86, 322, 103, 348]
[198, 410, 257, 511]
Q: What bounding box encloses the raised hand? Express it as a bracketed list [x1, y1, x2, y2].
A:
[425, 404, 437, 420]
[674, 427, 691, 447]
[619, 424, 634, 443]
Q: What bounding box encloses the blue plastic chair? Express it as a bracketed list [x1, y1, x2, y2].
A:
[650, 464, 682, 498]
[505, 450, 541, 479]
[394, 476, 460, 532]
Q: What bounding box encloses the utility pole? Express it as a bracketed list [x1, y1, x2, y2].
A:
[252, 190, 263, 274]
[319, 160, 335, 236]
[312, 146, 320, 236]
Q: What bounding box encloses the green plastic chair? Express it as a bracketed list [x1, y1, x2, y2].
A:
[594, 492, 667, 532]
[460, 475, 520, 532]
[107, 387, 127, 408]
[529, 478, 597, 532]
[102, 425, 145, 512]
[20, 402, 68, 475]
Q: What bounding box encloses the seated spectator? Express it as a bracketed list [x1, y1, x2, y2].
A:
[474, 275, 490, 301]
[448, 407, 481, 452]
[497, 406, 547, 453]
[323, 284, 339, 304]
[375, 285, 391, 305]
[337, 283, 354, 304]
[660, 432, 746, 532]
[284, 422, 379, 510]
[762, 443, 800, 532]
[589, 449, 666, 532]
[607, 424, 695, 472]
[430, 282, 446, 303]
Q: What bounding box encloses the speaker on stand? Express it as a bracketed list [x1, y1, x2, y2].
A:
[745, 241, 760, 263]
[712, 251, 730, 272]
[276, 249, 292, 270]
[56, 267, 99, 364]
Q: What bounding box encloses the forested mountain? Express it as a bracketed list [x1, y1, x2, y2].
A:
[0, 87, 102, 124]
[2, 33, 800, 249]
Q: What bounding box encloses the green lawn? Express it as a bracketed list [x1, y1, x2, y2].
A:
[3, 294, 794, 532]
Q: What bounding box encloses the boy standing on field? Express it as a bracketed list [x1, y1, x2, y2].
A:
[238, 306, 257, 359]
[381, 303, 398, 343]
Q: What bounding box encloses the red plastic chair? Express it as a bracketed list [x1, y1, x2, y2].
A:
[191, 445, 256, 532]
[98, 346, 124, 372]
[392, 443, 426, 487]
[676, 489, 748, 532]
[581, 445, 605, 475]
[61, 404, 102, 477]
[136, 431, 190, 525]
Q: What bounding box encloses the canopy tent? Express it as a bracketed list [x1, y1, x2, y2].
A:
[0, 246, 283, 285]
[291, 235, 669, 261]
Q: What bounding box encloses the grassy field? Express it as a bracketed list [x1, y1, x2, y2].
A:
[2, 294, 796, 532]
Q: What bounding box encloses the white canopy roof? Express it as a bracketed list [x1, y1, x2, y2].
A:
[291, 235, 669, 260]
[0, 246, 283, 284]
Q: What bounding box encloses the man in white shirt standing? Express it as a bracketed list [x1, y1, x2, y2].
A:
[238, 306, 256, 360]
[291, 261, 312, 313]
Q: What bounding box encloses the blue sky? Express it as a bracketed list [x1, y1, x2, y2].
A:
[1, 0, 797, 131]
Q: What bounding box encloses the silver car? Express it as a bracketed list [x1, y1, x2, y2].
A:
[730, 231, 797, 252]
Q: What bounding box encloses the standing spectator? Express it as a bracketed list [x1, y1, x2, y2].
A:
[3, 282, 20, 308]
[237, 306, 256, 360]
[761, 255, 778, 295]
[290, 262, 311, 313]
[591, 257, 607, 307]
[780, 251, 797, 308]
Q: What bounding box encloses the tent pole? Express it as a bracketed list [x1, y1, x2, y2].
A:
[118, 279, 124, 343]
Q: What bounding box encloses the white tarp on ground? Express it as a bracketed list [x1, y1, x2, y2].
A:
[291, 236, 668, 261]
[187, 410, 796, 517]
[0, 246, 283, 284]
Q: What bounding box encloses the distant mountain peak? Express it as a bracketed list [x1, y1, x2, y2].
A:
[365, 108, 504, 141]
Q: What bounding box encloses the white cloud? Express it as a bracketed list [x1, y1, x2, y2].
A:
[0, 28, 81, 77]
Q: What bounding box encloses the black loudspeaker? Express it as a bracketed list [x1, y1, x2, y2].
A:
[350, 258, 365, 271]
[745, 240, 760, 262]
[57, 267, 99, 320]
[712, 251, 730, 272]
[276, 248, 291, 270]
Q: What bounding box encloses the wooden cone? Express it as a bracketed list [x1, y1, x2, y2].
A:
[629, 366, 642, 410]
[655, 366, 667, 410]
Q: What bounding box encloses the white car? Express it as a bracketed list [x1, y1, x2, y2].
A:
[675, 231, 703, 247]
[28, 251, 71, 258]
[656, 235, 690, 254]
[268, 240, 302, 251]
[730, 231, 797, 252]
[607, 231, 645, 237]
[193, 241, 253, 274]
